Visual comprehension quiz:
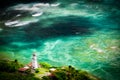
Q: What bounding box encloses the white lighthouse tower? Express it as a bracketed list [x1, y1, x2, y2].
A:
[32, 53, 39, 69]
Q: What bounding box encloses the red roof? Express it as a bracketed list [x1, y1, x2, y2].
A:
[18, 68, 28, 72]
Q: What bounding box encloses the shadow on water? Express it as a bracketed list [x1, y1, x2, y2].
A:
[0, 16, 101, 50]
[24, 16, 95, 38]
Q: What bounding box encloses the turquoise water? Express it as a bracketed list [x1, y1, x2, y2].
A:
[0, 1, 120, 80]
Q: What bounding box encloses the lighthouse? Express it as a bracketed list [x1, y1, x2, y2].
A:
[32, 53, 39, 69]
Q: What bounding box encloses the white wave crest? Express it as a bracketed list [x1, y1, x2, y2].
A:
[32, 12, 43, 17]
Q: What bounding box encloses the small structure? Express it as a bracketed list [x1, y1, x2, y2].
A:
[31, 53, 39, 69]
[18, 66, 29, 72]
[49, 68, 56, 72]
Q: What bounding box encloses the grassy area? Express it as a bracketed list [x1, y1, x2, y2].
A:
[34, 68, 49, 78]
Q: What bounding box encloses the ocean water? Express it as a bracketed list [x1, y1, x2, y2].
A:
[0, 1, 120, 80]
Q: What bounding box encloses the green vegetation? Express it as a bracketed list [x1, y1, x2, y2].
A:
[42, 66, 100, 80]
[40, 62, 52, 68]
[0, 59, 22, 72]
[0, 72, 40, 80]
[0, 60, 100, 80]
[35, 68, 40, 73]
[0, 59, 39, 80]
[35, 68, 49, 74]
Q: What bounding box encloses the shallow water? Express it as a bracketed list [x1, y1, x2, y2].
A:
[0, 1, 120, 80]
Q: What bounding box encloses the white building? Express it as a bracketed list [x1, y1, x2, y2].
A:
[32, 53, 39, 69]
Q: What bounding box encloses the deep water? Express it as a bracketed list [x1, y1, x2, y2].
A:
[0, 0, 120, 80]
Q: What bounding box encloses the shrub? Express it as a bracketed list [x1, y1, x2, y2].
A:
[35, 68, 39, 73]
[0, 60, 23, 72]
[40, 62, 52, 68]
